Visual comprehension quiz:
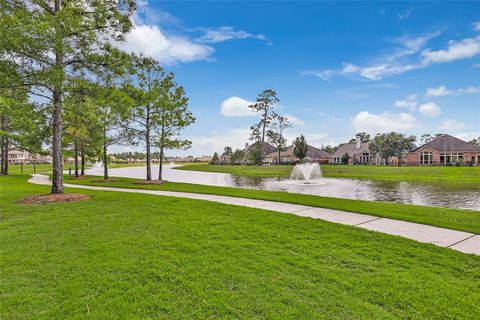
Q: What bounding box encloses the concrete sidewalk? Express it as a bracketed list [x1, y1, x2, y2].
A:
[29, 174, 479, 255]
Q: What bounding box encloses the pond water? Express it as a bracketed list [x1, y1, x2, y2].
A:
[85, 165, 480, 210]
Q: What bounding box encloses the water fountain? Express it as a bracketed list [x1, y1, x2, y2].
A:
[290, 162, 322, 182]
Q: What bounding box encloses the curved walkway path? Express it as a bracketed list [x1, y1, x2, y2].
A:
[29, 174, 479, 255]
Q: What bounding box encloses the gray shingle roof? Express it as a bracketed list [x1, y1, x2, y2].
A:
[412, 134, 480, 152]
[331, 142, 370, 158]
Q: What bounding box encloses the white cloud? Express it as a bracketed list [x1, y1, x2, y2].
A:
[398, 9, 413, 20]
[425, 85, 480, 96]
[304, 32, 440, 81]
[394, 93, 418, 111]
[474, 63, 480, 69]
[220, 96, 256, 117]
[352, 111, 417, 133]
[419, 102, 442, 117]
[283, 114, 305, 126]
[473, 21, 480, 32]
[188, 128, 251, 155]
[458, 86, 480, 94]
[118, 22, 214, 64]
[438, 119, 466, 131]
[199, 26, 270, 44]
[425, 86, 454, 97]
[421, 36, 480, 63]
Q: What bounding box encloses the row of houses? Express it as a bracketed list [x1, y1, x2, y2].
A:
[331, 134, 480, 166]
[218, 134, 480, 166]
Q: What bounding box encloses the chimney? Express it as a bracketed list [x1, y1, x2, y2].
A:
[355, 135, 361, 149]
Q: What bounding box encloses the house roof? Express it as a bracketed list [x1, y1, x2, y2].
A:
[331, 142, 370, 157]
[265, 144, 330, 159]
[244, 141, 277, 156]
[412, 134, 480, 153]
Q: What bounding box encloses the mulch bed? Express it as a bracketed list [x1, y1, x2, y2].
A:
[134, 180, 165, 185]
[18, 193, 91, 205]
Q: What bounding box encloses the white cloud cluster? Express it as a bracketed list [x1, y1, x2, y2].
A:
[283, 114, 305, 126]
[438, 119, 466, 131]
[118, 22, 215, 64]
[419, 102, 442, 117]
[398, 9, 413, 20]
[199, 26, 269, 44]
[304, 22, 480, 81]
[425, 85, 480, 96]
[394, 93, 418, 111]
[220, 96, 256, 117]
[352, 111, 417, 133]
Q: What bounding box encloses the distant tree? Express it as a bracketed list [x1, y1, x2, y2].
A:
[248, 123, 262, 165]
[293, 135, 308, 162]
[341, 153, 350, 164]
[468, 137, 480, 147]
[248, 144, 262, 165]
[369, 132, 416, 165]
[223, 146, 233, 157]
[321, 145, 337, 154]
[248, 89, 279, 165]
[155, 74, 194, 180]
[349, 132, 371, 144]
[420, 134, 433, 145]
[211, 152, 219, 164]
[267, 115, 291, 165]
[231, 149, 245, 164]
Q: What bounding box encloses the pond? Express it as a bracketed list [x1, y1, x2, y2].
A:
[85, 164, 480, 210]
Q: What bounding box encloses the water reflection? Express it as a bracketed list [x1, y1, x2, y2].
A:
[85, 165, 480, 210]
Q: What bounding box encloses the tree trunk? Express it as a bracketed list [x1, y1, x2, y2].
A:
[103, 142, 108, 181]
[260, 111, 267, 166]
[80, 142, 85, 176]
[2, 138, 8, 175]
[158, 124, 165, 180]
[103, 126, 108, 180]
[51, 0, 64, 194]
[74, 140, 79, 177]
[0, 136, 4, 175]
[278, 149, 281, 165]
[145, 108, 151, 181]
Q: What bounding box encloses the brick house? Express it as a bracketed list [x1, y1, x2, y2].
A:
[330, 139, 383, 165]
[403, 134, 480, 166]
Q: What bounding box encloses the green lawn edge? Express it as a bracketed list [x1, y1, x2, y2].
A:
[2, 174, 480, 319]
[62, 174, 480, 234]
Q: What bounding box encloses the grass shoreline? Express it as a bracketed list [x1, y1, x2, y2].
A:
[62, 174, 480, 234]
[1, 174, 480, 319]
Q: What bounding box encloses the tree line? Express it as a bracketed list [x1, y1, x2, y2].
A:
[0, 0, 195, 192]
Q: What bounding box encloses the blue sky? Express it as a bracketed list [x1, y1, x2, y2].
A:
[114, 1, 480, 156]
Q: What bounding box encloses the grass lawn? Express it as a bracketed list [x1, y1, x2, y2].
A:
[1, 174, 479, 319]
[63, 175, 480, 234]
[6, 164, 53, 175]
[174, 163, 293, 177]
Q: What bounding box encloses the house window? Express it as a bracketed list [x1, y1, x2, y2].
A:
[440, 153, 464, 164]
[420, 151, 433, 165]
[360, 152, 370, 163]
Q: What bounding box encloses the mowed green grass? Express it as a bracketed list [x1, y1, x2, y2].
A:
[175, 163, 293, 177]
[1, 175, 479, 319]
[63, 175, 480, 234]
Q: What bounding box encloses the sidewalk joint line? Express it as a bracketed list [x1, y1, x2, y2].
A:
[355, 217, 383, 226]
[447, 234, 477, 248]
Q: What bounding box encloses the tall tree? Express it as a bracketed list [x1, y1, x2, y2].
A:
[0, 0, 134, 193]
[369, 132, 416, 165]
[293, 135, 308, 162]
[155, 75, 194, 180]
[248, 89, 279, 165]
[267, 115, 291, 165]
[223, 146, 233, 157]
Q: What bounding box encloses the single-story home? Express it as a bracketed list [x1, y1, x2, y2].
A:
[6, 149, 52, 164]
[264, 144, 331, 164]
[404, 134, 480, 165]
[330, 140, 379, 165]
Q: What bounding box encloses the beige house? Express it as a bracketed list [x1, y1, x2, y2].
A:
[330, 140, 379, 164]
[404, 135, 480, 166]
[7, 149, 52, 164]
